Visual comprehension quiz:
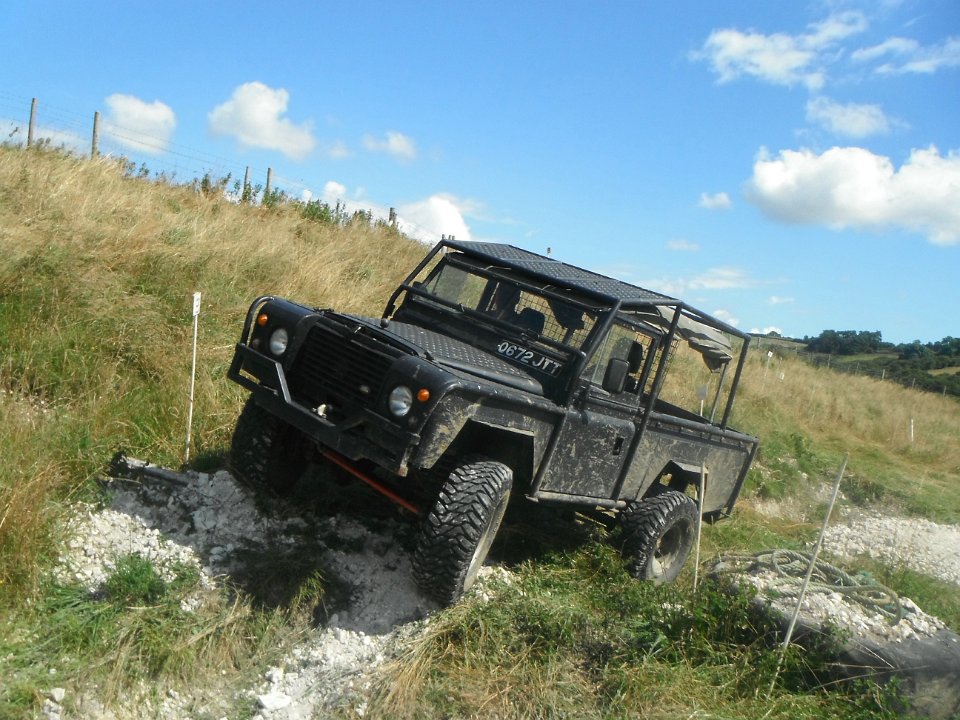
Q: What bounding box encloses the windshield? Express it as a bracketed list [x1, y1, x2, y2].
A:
[417, 258, 601, 351]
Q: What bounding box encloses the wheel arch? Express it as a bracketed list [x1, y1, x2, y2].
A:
[438, 420, 535, 493]
[642, 459, 705, 500]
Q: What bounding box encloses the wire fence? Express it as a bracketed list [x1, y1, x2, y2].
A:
[0, 89, 420, 228]
[0, 91, 441, 239]
[0, 90, 267, 192]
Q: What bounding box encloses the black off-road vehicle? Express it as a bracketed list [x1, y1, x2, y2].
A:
[228, 241, 758, 604]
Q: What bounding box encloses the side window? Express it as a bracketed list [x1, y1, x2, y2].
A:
[584, 322, 658, 403]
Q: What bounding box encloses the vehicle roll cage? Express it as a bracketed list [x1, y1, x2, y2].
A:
[384, 240, 751, 430]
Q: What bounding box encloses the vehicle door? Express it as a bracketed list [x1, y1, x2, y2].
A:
[537, 319, 658, 500]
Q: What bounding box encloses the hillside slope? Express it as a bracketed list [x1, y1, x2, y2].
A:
[1, 146, 959, 719]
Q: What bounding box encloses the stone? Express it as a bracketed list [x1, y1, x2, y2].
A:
[257, 691, 292, 711]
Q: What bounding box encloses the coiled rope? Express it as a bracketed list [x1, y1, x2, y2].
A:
[713, 549, 903, 624]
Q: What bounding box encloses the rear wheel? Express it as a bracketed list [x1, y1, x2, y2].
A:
[229, 396, 310, 494]
[412, 457, 513, 605]
[619, 490, 697, 583]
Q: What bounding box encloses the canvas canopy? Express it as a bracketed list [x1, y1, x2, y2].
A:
[634, 307, 734, 371]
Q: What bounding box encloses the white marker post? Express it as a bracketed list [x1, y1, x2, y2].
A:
[692, 462, 707, 593]
[184, 292, 201, 467]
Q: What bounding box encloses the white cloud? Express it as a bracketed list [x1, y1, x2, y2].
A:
[1, 118, 85, 152]
[768, 296, 795, 305]
[363, 130, 417, 160]
[322, 180, 347, 200]
[851, 37, 918, 63]
[362, 131, 417, 161]
[397, 194, 471, 242]
[693, 267, 755, 290]
[854, 35, 960, 74]
[712, 309, 740, 327]
[693, 11, 867, 90]
[312, 181, 471, 244]
[805, 96, 893, 138]
[698, 191, 732, 210]
[667, 239, 700, 251]
[328, 140, 350, 159]
[208, 82, 315, 161]
[103, 94, 176, 155]
[645, 267, 756, 296]
[746, 145, 960, 245]
[750, 326, 784, 335]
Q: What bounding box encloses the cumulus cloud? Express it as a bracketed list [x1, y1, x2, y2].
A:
[208, 82, 315, 161]
[698, 191, 732, 210]
[693, 11, 867, 90]
[363, 131, 417, 161]
[854, 35, 960, 74]
[397, 194, 471, 242]
[667, 239, 700, 251]
[746, 145, 960, 245]
[312, 181, 471, 244]
[322, 180, 348, 200]
[805, 96, 893, 138]
[768, 296, 795, 305]
[103, 94, 176, 155]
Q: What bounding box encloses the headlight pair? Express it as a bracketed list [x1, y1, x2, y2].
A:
[388, 385, 431, 417]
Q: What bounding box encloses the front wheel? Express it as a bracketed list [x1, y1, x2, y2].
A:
[229, 396, 310, 494]
[619, 490, 698, 583]
[412, 457, 513, 605]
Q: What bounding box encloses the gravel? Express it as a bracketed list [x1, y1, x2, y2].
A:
[822, 511, 960, 586]
[52, 462, 443, 719]
[49, 464, 960, 718]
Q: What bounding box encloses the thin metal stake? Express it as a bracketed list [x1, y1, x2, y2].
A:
[183, 292, 201, 466]
[692, 462, 707, 592]
[767, 453, 848, 699]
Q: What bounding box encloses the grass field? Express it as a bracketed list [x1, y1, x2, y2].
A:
[1, 145, 958, 718]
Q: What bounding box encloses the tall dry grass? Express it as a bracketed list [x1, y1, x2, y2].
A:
[1, 144, 957, 718]
[735, 351, 960, 517]
[0, 145, 425, 594]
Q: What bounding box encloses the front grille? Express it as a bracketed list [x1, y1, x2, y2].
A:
[288, 324, 397, 410]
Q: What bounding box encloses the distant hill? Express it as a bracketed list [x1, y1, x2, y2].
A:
[749, 330, 960, 399]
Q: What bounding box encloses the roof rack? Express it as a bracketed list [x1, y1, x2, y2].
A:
[444, 240, 679, 307]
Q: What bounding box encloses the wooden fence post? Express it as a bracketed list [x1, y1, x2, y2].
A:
[243, 166, 250, 201]
[91, 111, 100, 158]
[265, 167, 273, 197]
[28, 98, 37, 147]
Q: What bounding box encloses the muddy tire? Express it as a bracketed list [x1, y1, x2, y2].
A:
[619, 490, 697, 583]
[229, 396, 310, 494]
[412, 457, 513, 605]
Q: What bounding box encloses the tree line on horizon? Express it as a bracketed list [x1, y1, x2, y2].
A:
[799, 329, 960, 398]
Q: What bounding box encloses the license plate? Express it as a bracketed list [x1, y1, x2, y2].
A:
[496, 341, 563, 376]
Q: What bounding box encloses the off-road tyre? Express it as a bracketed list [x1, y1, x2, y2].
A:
[412, 457, 513, 605]
[229, 396, 310, 494]
[619, 490, 697, 583]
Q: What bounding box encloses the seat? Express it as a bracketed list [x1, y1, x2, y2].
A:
[517, 308, 546, 334]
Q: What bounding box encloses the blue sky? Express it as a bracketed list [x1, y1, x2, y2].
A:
[2, 1, 958, 344]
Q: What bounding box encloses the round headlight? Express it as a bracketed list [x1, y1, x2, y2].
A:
[268, 328, 289, 356]
[388, 385, 414, 417]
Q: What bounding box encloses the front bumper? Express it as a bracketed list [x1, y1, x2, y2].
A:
[228, 343, 419, 476]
